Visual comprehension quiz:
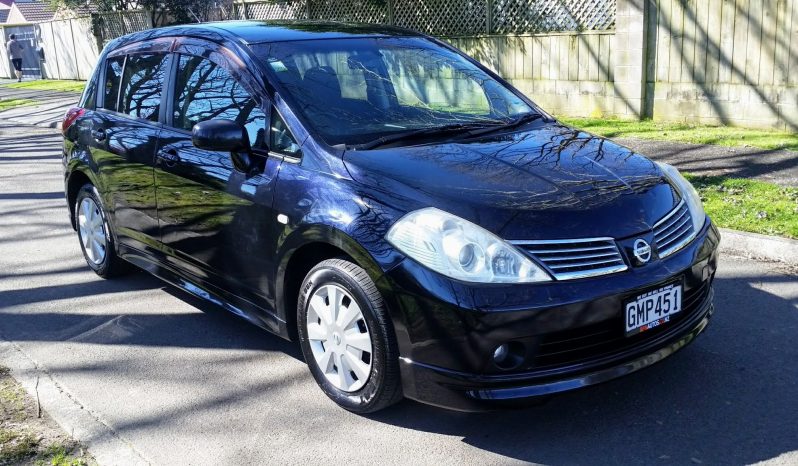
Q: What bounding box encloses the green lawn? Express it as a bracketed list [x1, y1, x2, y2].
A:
[685, 175, 798, 239]
[4, 79, 86, 93]
[562, 117, 798, 152]
[0, 98, 35, 112]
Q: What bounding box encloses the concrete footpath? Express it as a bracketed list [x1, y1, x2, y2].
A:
[0, 80, 80, 128]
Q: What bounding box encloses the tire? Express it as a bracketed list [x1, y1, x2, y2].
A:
[297, 258, 403, 413]
[75, 183, 131, 278]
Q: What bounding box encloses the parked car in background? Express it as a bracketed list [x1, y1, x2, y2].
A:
[62, 21, 719, 412]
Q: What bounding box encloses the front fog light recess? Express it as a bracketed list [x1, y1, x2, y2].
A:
[492, 341, 525, 370]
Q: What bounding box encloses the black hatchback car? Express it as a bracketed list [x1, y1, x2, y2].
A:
[63, 21, 719, 413]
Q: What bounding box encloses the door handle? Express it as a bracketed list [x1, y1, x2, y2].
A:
[156, 149, 180, 167]
[91, 129, 106, 142]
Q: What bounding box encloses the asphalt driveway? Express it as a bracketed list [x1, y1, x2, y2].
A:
[1, 122, 797, 465]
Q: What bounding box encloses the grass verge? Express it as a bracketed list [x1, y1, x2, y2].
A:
[562, 117, 798, 152]
[685, 175, 798, 239]
[4, 80, 85, 94]
[1, 367, 95, 466]
[0, 98, 35, 112]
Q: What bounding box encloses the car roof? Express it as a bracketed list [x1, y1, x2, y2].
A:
[219, 20, 423, 44]
[129, 20, 423, 46]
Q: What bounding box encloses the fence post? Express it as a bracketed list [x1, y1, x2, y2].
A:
[307, 0, 312, 19]
[90, 14, 104, 53]
[613, 0, 647, 119]
[486, 0, 493, 34]
[387, 0, 394, 25]
[119, 12, 126, 34]
[243, 2, 249, 20]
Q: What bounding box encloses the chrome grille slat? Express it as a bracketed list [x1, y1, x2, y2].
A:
[657, 216, 691, 243]
[528, 245, 616, 254]
[548, 258, 625, 270]
[512, 237, 627, 280]
[659, 222, 691, 247]
[541, 251, 620, 262]
[655, 205, 688, 231]
[654, 200, 695, 258]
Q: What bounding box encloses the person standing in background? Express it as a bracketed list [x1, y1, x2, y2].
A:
[7, 34, 24, 82]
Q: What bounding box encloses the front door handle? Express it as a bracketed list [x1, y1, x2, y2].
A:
[156, 149, 180, 167]
[91, 129, 106, 142]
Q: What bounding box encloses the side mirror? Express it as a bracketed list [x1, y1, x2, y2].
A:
[192, 119, 250, 153]
[192, 119, 256, 173]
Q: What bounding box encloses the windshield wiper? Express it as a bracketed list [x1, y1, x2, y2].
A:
[457, 112, 544, 139]
[353, 121, 505, 150]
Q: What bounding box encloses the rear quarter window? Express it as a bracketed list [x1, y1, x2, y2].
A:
[102, 56, 125, 112]
[80, 70, 98, 110]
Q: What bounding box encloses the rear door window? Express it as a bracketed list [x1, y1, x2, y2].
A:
[172, 54, 267, 150]
[118, 53, 168, 122]
[102, 56, 125, 112]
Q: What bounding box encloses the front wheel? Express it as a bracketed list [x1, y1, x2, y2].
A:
[297, 259, 403, 413]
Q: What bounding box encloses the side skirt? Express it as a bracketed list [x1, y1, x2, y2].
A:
[117, 243, 291, 340]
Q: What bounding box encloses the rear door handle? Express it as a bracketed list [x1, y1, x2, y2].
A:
[91, 129, 106, 142]
[156, 149, 180, 167]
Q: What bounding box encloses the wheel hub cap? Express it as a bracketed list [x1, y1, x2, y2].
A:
[77, 197, 107, 265]
[306, 284, 373, 392]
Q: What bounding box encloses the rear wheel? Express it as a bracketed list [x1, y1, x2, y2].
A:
[297, 258, 403, 413]
[75, 184, 130, 278]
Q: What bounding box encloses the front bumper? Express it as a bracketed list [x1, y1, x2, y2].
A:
[375, 220, 720, 411]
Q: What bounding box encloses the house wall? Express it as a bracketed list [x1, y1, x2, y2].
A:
[5, 4, 26, 25]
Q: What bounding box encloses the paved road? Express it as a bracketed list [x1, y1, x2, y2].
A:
[1, 123, 797, 465]
[0, 82, 80, 128]
[619, 138, 798, 187]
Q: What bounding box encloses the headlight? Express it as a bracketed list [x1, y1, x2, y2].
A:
[385, 208, 551, 283]
[656, 162, 706, 232]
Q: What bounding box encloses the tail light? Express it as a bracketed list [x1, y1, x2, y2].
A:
[62, 107, 85, 135]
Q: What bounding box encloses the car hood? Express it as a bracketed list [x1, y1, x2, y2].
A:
[342, 122, 679, 240]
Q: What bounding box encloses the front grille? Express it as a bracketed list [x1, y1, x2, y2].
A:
[654, 201, 695, 258]
[533, 279, 711, 369]
[513, 238, 628, 280]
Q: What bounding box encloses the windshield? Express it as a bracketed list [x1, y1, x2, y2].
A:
[253, 37, 536, 147]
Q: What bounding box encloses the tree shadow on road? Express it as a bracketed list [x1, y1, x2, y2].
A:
[0, 270, 303, 360]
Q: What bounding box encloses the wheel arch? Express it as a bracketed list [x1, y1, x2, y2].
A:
[65, 169, 94, 230]
[276, 225, 391, 342]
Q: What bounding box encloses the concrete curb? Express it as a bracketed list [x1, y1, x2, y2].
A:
[0, 340, 152, 466]
[718, 228, 798, 265]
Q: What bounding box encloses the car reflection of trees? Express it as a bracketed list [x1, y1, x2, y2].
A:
[120, 54, 168, 122]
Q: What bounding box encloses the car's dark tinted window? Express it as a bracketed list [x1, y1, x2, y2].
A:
[102, 56, 125, 112]
[270, 107, 301, 157]
[173, 54, 267, 150]
[119, 53, 168, 122]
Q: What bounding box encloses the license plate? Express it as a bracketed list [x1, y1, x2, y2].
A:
[624, 282, 682, 336]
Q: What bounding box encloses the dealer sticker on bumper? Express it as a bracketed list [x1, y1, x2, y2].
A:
[625, 282, 683, 336]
